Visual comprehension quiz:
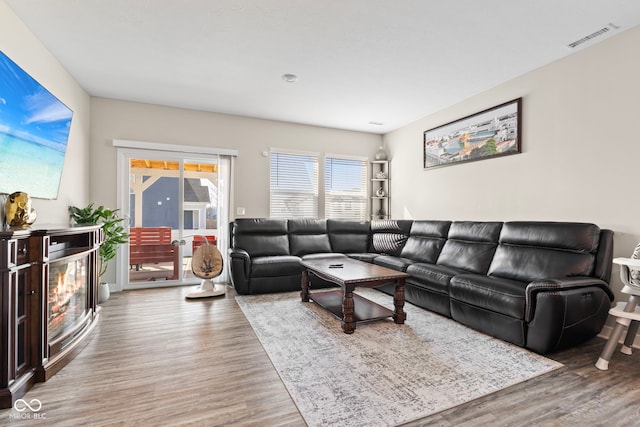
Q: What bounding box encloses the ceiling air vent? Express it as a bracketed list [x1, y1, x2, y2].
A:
[567, 23, 619, 49]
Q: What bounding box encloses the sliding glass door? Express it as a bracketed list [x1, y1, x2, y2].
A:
[116, 146, 231, 289]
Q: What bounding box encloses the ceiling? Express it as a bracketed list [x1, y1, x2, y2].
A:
[6, 1, 640, 134]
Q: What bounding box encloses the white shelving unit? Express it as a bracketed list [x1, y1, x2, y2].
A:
[370, 160, 389, 219]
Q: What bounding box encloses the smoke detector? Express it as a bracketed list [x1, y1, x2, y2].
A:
[281, 73, 298, 83]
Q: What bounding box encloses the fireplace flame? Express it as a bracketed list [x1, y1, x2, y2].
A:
[57, 273, 65, 304]
[50, 272, 77, 315]
[48, 258, 88, 339]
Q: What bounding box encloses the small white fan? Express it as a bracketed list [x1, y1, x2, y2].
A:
[185, 236, 225, 299]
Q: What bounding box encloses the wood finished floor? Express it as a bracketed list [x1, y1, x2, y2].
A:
[2, 286, 639, 426]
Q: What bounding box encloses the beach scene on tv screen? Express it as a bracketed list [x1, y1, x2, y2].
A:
[0, 51, 73, 199]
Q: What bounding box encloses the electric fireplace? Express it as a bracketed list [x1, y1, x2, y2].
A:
[48, 254, 89, 353]
[1, 224, 103, 409]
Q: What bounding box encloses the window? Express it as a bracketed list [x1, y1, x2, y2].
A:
[325, 155, 367, 220]
[270, 149, 319, 218]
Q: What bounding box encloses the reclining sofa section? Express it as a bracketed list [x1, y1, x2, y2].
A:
[229, 218, 614, 354]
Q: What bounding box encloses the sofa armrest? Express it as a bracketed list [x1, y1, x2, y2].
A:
[229, 248, 251, 275]
[525, 277, 614, 322]
[229, 248, 252, 294]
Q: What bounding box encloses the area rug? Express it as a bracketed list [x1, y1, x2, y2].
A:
[236, 289, 563, 427]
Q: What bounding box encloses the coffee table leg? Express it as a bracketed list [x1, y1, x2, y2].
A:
[393, 278, 406, 324]
[342, 285, 356, 334]
[300, 268, 310, 302]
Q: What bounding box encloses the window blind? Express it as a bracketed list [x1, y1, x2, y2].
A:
[270, 150, 319, 218]
[324, 155, 367, 220]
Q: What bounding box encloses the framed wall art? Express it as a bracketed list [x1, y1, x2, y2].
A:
[423, 98, 521, 170]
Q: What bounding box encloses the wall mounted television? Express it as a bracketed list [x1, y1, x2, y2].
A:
[0, 51, 73, 199]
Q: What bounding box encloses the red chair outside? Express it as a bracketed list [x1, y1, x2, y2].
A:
[192, 235, 217, 253]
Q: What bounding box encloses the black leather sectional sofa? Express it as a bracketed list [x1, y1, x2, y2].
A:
[229, 218, 614, 354]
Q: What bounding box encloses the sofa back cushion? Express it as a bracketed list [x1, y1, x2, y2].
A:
[232, 218, 290, 257]
[288, 218, 332, 256]
[488, 222, 600, 282]
[436, 221, 503, 274]
[370, 219, 413, 256]
[327, 219, 370, 253]
[400, 220, 452, 263]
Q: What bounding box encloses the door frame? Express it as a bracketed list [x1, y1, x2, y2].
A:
[113, 139, 237, 291]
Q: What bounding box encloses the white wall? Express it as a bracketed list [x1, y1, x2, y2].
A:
[90, 98, 381, 218]
[0, 1, 91, 222]
[90, 98, 381, 283]
[384, 25, 640, 297]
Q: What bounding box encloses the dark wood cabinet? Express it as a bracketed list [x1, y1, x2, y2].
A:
[0, 225, 102, 409]
[0, 230, 36, 409]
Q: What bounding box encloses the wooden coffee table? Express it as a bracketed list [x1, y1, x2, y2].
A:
[300, 258, 409, 334]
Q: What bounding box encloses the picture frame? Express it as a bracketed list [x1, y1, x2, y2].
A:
[423, 98, 521, 169]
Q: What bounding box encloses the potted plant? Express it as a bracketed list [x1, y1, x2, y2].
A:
[69, 203, 129, 303]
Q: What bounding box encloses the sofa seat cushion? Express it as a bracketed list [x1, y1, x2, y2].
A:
[347, 253, 379, 263]
[373, 255, 414, 271]
[406, 263, 463, 294]
[302, 253, 346, 261]
[450, 274, 527, 319]
[251, 255, 302, 277]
